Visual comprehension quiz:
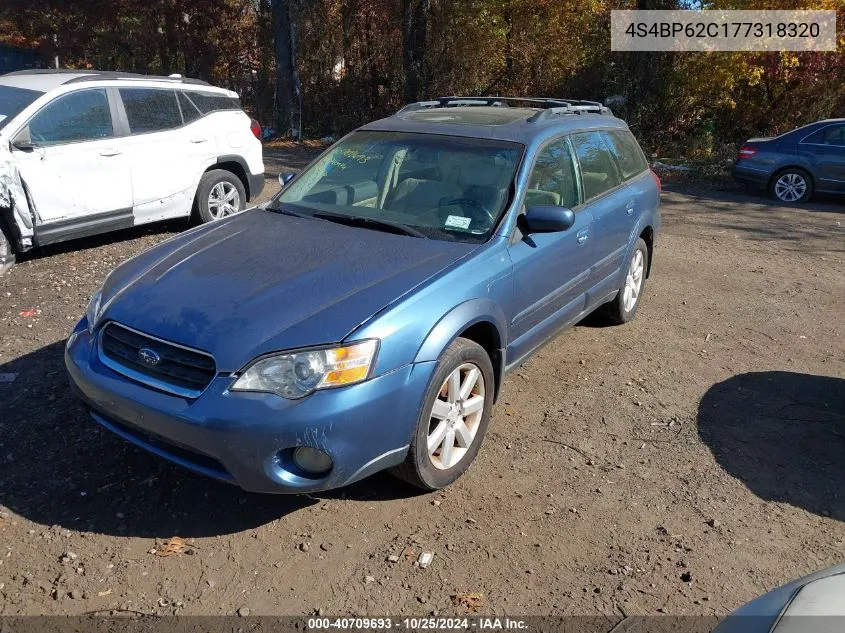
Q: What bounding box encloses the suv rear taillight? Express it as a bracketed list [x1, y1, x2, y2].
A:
[650, 169, 661, 194]
[250, 119, 262, 140]
[737, 145, 758, 160]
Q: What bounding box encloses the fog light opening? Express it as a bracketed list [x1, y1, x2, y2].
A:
[291, 446, 333, 476]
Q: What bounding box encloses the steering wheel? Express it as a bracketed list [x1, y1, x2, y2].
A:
[442, 198, 495, 227]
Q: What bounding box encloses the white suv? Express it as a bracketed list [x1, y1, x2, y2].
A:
[0, 69, 264, 271]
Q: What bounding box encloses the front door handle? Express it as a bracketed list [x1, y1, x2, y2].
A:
[190, 137, 208, 144]
[100, 148, 121, 157]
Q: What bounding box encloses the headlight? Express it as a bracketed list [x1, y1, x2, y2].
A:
[86, 289, 103, 333]
[231, 340, 378, 399]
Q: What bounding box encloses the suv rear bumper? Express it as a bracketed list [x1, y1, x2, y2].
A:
[247, 172, 265, 201]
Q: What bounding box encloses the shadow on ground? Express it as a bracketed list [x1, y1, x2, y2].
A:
[0, 341, 419, 538]
[698, 371, 845, 521]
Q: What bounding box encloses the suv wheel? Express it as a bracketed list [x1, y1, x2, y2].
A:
[0, 223, 15, 276]
[195, 169, 247, 223]
[391, 338, 494, 490]
[603, 237, 649, 325]
[769, 168, 812, 204]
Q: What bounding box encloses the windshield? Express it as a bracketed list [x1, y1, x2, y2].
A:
[274, 131, 523, 242]
[0, 86, 42, 131]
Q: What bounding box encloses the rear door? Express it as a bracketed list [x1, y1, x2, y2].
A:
[117, 87, 213, 223]
[797, 123, 845, 191]
[11, 88, 133, 226]
[568, 131, 631, 297]
[506, 136, 593, 365]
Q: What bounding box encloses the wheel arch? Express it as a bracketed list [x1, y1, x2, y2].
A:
[208, 156, 252, 199]
[639, 225, 654, 278]
[769, 165, 814, 189]
[413, 299, 507, 402]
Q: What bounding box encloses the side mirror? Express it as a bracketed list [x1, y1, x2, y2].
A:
[523, 205, 576, 233]
[11, 127, 37, 152]
[279, 172, 296, 187]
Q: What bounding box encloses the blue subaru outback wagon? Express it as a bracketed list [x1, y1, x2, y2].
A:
[66, 97, 661, 493]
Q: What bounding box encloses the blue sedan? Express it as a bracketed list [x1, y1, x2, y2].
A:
[66, 97, 660, 493]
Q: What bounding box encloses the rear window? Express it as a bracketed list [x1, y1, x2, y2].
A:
[569, 131, 622, 200]
[802, 124, 845, 147]
[177, 91, 202, 124]
[0, 85, 41, 131]
[183, 91, 241, 114]
[603, 130, 648, 180]
[119, 88, 182, 134]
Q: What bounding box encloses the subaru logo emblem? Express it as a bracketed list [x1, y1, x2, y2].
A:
[138, 348, 161, 367]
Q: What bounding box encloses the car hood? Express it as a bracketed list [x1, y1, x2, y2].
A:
[100, 209, 476, 371]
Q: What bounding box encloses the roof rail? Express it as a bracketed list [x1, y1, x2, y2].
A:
[395, 95, 611, 119]
[3, 68, 209, 86]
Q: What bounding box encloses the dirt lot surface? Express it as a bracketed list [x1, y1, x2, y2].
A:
[0, 147, 843, 618]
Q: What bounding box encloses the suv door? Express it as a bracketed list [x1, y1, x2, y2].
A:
[506, 136, 593, 365]
[11, 88, 132, 228]
[116, 87, 215, 223]
[797, 124, 845, 192]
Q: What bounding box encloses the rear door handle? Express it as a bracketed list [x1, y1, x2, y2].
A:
[100, 148, 121, 157]
[190, 137, 208, 144]
[577, 229, 589, 245]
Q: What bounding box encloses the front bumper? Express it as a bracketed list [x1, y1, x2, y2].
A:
[65, 321, 435, 493]
[247, 171, 265, 201]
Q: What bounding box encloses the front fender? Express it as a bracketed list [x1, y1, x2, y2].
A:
[413, 299, 507, 398]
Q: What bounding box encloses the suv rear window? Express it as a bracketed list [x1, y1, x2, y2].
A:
[0, 85, 41, 131]
[569, 131, 622, 200]
[119, 88, 182, 134]
[183, 91, 240, 114]
[603, 130, 648, 180]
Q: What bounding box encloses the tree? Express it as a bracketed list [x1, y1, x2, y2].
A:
[401, 0, 430, 103]
[273, 0, 302, 137]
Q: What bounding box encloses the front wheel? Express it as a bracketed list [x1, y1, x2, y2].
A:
[0, 223, 15, 276]
[194, 169, 247, 223]
[391, 338, 494, 490]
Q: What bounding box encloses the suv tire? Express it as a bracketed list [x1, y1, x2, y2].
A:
[0, 222, 15, 276]
[769, 168, 813, 204]
[391, 337, 494, 490]
[195, 169, 247, 223]
[603, 237, 649, 325]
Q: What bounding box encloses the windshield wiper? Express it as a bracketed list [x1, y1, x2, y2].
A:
[269, 204, 312, 219]
[312, 211, 427, 239]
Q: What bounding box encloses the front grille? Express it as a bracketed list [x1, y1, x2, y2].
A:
[99, 322, 216, 397]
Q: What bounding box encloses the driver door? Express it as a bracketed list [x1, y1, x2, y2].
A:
[12, 88, 133, 225]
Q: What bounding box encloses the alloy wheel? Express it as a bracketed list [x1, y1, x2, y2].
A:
[623, 249, 644, 313]
[774, 173, 807, 203]
[427, 363, 485, 470]
[208, 181, 241, 219]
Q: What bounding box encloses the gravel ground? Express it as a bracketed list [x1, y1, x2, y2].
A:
[0, 148, 843, 618]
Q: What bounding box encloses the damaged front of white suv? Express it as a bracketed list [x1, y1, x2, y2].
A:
[0, 142, 35, 275]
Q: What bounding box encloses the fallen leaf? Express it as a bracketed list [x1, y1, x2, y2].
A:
[402, 546, 415, 561]
[97, 589, 112, 597]
[156, 536, 191, 557]
[19, 309, 37, 317]
[451, 592, 485, 613]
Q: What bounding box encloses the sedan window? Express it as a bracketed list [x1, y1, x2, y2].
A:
[27, 89, 114, 146]
[802, 124, 845, 147]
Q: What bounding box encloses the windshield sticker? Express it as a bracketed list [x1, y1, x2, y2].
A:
[445, 215, 471, 230]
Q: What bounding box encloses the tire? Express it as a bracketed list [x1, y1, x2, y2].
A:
[0, 222, 15, 276]
[769, 168, 813, 204]
[391, 338, 495, 490]
[194, 169, 247, 223]
[603, 237, 649, 325]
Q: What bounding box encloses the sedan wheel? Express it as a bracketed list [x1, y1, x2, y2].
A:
[774, 173, 807, 203]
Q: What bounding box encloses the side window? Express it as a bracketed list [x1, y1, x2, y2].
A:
[184, 91, 241, 114]
[177, 91, 202, 124]
[119, 88, 182, 134]
[525, 138, 579, 209]
[603, 130, 648, 180]
[570, 131, 622, 201]
[803, 124, 845, 146]
[27, 89, 113, 146]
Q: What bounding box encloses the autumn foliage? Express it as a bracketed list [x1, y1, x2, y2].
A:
[1, 0, 842, 156]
